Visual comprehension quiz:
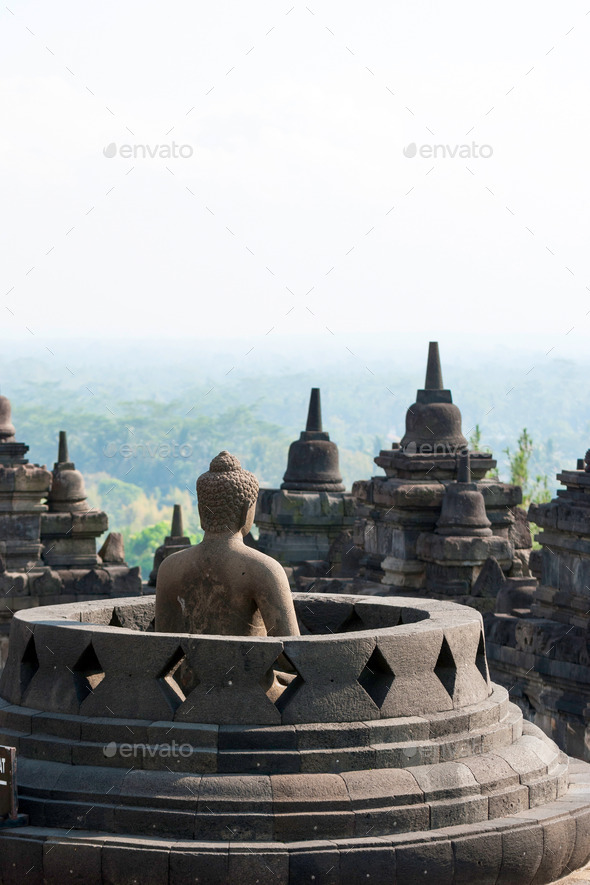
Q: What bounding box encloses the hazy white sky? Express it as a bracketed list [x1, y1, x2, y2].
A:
[1, 1, 589, 363]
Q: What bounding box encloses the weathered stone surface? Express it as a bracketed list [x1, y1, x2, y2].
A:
[341, 767, 423, 808]
[102, 845, 170, 885]
[2, 592, 590, 883]
[110, 603, 155, 632]
[228, 846, 289, 883]
[338, 844, 396, 885]
[0, 833, 45, 885]
[377, 628, 455, 716]
[43, 839, 103, 884]
[488, 454, 590, 766]
[170, 845, 229, 884]
[81, 631, 185, 720]
[351, 345, 528, 602]
[289, 842, 340, 885]
[396, 839, 454, 885]
[255, 390, 355, 573]
[452, 831, 503, 885]
[98, 532, 126, 564]
[279, 636, 379, 723]
[21, 624, 100, 715]
[410, 761, 479, 801]
[120, 770, 201, 808]
[175, 636, 284, 725]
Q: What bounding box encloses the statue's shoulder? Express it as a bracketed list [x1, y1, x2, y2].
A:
[157, 545, 197, 582]
[241, 546, 288, 583]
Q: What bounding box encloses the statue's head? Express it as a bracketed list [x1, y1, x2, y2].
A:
[197, 451, 259, 535]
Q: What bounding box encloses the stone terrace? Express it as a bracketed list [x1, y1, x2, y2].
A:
[1, 594, 590, 883]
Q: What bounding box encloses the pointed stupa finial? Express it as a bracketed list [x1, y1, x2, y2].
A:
[424, 342, 444, 390]
[171, 503, 184, 537]
[58, 430, 69, 464]
[399, 341, 467, 454]
[48, 430, 87, 511]
[281, 387, 344, 490]
[306, 388, 322, 432]
[148, 502, 191, 585]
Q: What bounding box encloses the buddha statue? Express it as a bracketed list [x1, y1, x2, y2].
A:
[155, 451, 300, 638]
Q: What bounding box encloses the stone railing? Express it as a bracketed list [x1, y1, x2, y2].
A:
[0, 594, 490, 726]
[2, 591, 589, 885]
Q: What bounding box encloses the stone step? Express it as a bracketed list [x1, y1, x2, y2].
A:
[3, 770, 590, 884]
[0, 702, 521, 776]
[13, 731, 569, 842]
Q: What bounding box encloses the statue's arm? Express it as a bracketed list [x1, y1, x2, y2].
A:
[155, 559, 183, 632]
[254, 561, 300, 637]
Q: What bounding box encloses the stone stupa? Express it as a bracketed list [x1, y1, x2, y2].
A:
[256, 388, 355, 581]
[0, 404, 142, 670]
[40, 430, 142, 598]
[2, 593, 590, 882]
[352, 342, 533, 610]
[3, 450, 590, 883]
[0, 395, 52, 667]
[417, 451, 515, 604]
[487, 446, 590, 762]
[148, 504, 192, 587]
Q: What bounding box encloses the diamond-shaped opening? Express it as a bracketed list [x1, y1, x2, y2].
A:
[475, 630, 489, 685]
[270, 651, 304, 712]
[358, 646, 395, 708]
[295, 602, 325, 635]
[434, 636, 457, 699]
[108, 609, 124, 628]
[72, 643, 105, 703]
[159, 646, 193, 706]
[338, 610, 366, 633]
[20, 635, 39, 698]
[294, 599, 358, 635]
[296, 616, 312, 636]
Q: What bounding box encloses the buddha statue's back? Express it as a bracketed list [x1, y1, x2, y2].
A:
[155, 451, 299, 638]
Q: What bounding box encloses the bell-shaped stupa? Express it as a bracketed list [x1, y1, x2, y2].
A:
[281, 388, 345, 491]
[256, 388, 354, 582]
[417, 452, 514, 606]
[46, 431, 89, 513]
[41, 430, 141, 591]
[352, 343, 533, 609]
[435, 452, 492, 537]
[400, 341, 468, 455]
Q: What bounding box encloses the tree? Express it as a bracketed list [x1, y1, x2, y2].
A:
[505, 428, 533, 491]
[469, 424, 499, 479]
[469, 425, 483, 451]
[504, 428, 552, 508]
[121, 521, 203, 580]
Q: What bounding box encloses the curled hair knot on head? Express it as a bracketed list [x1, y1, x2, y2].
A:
[197, 451, 259, 533]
